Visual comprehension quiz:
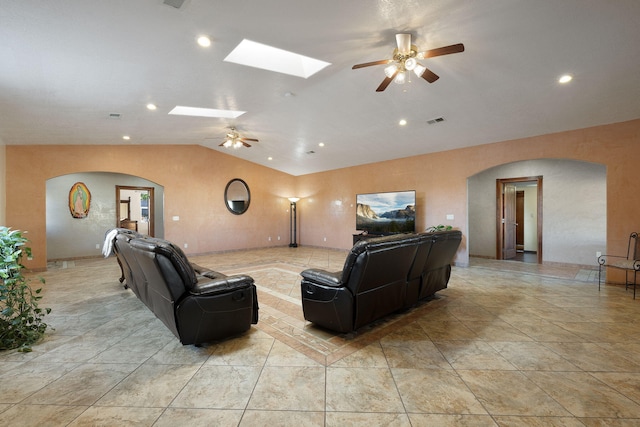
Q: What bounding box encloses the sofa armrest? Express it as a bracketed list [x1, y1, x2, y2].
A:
[300, 268, 343, 287]
[191, 263, 214, 275]
[190, 275, 254, 295]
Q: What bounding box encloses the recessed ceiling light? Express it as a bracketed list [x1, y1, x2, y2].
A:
[122, 135, 130, 140]
[168, 106, 246, 119]
[224, 39, 331, 78]
[399, 119, 407, 126]
[197, 36, 211, 47]
[146, 103, 157, 110]
[268, 157, 273, 161]
[559, 74, 573, 84]
[318, 142, 325, 147]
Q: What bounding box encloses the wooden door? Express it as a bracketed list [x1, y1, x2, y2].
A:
[496, 176, 543, 263]
[516, 190, 525, 250]
[503, 184, 517, 259]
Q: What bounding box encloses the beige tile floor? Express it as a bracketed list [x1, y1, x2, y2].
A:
[2, 246, 640, 426]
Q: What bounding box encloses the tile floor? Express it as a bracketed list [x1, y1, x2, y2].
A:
[1, 246, 640, 426]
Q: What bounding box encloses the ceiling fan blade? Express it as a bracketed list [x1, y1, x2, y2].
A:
[242, 141, 252, 148]
[420, 43, 465, 59]
[352, 59, 392, 69]
[420, 67, 440, 83]
[240, 138, 259, 142]
[376, 69, 399, 92]
[396, 33, 412, 54]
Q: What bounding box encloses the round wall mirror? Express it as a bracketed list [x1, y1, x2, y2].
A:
[224, 179, 250, 215]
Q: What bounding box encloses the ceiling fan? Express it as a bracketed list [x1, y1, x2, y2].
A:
[219, 127, 258, 149]
[352, 33, 464, 92]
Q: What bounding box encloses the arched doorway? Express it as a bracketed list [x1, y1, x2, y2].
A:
[468, 159, 606, 265]
[46, 172, 164, 260]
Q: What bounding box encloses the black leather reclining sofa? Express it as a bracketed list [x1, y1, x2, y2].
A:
[300, 230, 461, 333]
[107, 229, 258, 345]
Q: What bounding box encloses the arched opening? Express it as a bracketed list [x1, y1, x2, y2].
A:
[468, 159, 606, 265]
[46, 172, 164, 261]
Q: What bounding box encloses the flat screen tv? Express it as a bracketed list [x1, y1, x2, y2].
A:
[356, 190, 416, 234]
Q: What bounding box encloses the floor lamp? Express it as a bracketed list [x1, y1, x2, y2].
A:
[288, 197, 299, 248]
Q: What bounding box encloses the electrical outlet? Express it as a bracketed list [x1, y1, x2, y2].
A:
[277, 236, 281, 240]
[323, 237, 327, 242]
[184, 243, 188, 249]
[268, 236, 271, 241]
[95, 243, 100, 249]
[596, 251, 601, 258]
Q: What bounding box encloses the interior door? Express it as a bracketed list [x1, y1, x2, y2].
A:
[496, 176, 543, 263]
[503, 183, 517, 259]
[516, 190, 525, 251]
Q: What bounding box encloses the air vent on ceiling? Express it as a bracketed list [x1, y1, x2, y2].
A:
[108, 113, 121, 119]
[427, 117, 445, 125]
[163, 0, 186, 8]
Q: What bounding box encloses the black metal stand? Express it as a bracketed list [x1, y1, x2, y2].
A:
[289, 200, 298, 247]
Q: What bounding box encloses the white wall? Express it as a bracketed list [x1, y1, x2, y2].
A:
[0, 140, 5, 226]
[468, 159, 606, 265]
[46, 172, 164, 260]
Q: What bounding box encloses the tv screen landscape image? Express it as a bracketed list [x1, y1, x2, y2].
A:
[356, 190, 416, 234]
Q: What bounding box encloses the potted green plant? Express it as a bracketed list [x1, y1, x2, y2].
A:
[425, 224, 453, 232]
[0, 226, 51, 352]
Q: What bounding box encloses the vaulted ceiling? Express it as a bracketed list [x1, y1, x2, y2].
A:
[2, 0, 640, 176]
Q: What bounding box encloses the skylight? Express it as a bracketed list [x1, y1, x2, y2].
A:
[168, 106, 246, 119]
[224, 39, 331, 78]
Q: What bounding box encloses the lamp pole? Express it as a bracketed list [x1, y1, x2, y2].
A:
[288, 197, 299, 247]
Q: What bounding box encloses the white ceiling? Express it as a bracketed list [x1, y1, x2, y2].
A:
[2, 0, 640, 176]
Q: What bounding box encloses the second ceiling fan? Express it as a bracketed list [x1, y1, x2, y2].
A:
[352, 33, 464, 92]
[219, 127, 258, 149]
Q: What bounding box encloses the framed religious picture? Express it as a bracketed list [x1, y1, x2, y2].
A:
[69, 182, 91, 218]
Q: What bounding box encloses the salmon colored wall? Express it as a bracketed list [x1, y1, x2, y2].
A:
[6, 145, 295, 270]
[5, 119, 640, 273]
[296, 119, 640, 268]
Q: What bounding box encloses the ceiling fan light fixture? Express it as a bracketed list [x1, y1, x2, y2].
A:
[394, 72, 406, 84]
[218, 126, 257, 149]
[413, 64, 426, 77]
[384, 64, 398, 78]
[351, 34, 464, 92]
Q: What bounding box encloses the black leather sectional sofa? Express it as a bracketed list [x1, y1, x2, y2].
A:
[300, 230, 462, 333]
[106, 229, 258, 345]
